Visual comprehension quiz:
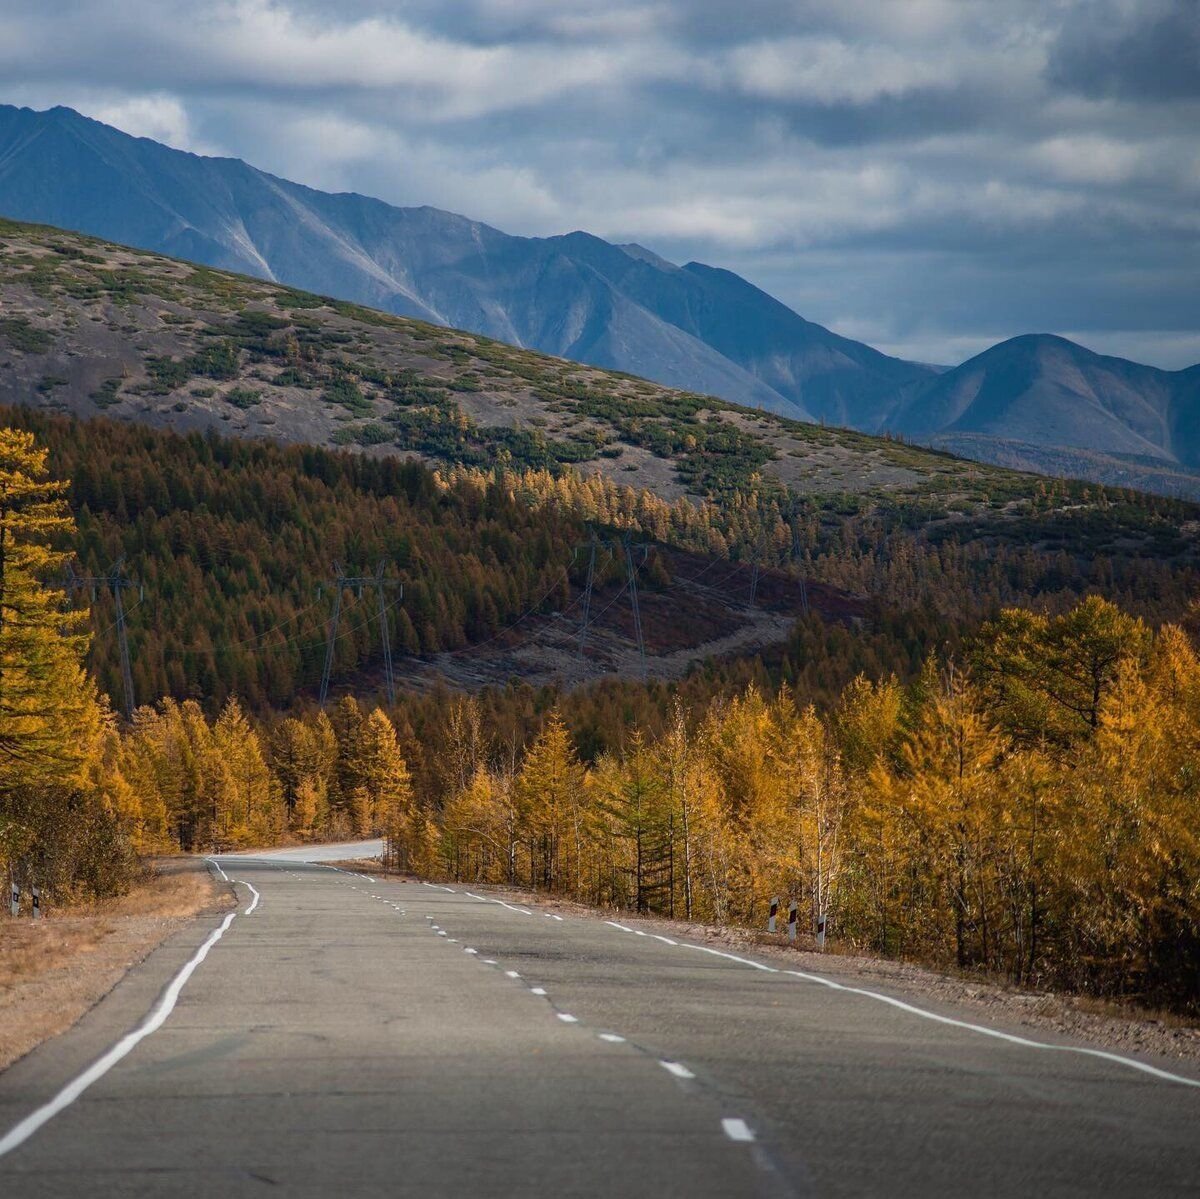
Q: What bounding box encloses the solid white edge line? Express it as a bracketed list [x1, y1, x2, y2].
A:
[722, 1118, 756, 1143]
[464, 888, 532, 913]
[602, 918, 1200, 1091]
[206, 858, 228, 882]
[683, 943, 778, 973]
[781, 969, 1200, 1089]
[0, 895, 250, 1158]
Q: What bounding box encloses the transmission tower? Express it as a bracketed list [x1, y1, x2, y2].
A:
[577, 530, 600, 657]
[319, 561, 403, 708]
[622, 533, 648, 678]
[65, 560, 140, 718]
[791, 533, 811, 616]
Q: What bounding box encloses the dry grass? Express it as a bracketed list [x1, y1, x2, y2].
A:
[0, 864, 232, 1071]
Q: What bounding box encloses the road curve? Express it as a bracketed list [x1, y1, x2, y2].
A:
[0, 853, 1196, 1197]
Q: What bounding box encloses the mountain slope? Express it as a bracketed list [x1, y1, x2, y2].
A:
[2, 104, 1198, 498]
[888, 334, 1200, 496]
[0, 214, 988, 508]
[0, 103, 934, 421]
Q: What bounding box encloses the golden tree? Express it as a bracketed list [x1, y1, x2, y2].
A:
[516, 710, 586, 892]
[0, 428, 97, 787]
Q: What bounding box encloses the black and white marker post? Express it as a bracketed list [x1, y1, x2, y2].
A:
[815, 913, 828, 951]
[788, 901, 798, 943]
[31, 885, 41, 920]
[9, 880, 17, 918]
[768, 896, 779, 934]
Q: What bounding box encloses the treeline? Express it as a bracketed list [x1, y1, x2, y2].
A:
[3, 409, 1198, 719]
[4, 408, 583, 709]
[426, 595, 1200, 1012]
[117, 696, 434, 867]
[7, 414, 1197, 1011]
[105, 595, 1200, 1013]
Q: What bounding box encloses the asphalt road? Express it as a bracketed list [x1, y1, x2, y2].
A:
[0, 849, 1197, 1197]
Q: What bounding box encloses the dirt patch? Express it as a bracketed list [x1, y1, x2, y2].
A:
[345, 859, 1200, 1067]
[0, 863, 232, 1071]
[342, 546, 859, 697]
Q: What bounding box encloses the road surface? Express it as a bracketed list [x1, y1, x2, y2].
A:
[0, 847, 1197, 1196]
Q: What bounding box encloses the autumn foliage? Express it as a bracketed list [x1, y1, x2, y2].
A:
[426, 598, 1200, 1012]
[2, 419, 1197, 1017]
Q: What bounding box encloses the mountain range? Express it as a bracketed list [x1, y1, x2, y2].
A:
[0, 103, 1197, 497]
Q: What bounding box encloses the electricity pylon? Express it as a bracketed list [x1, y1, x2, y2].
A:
[622, 533, 648, 678]
[791, 533, 811, 616]
[319, 561, 403, 708]
[577, 530, 600, 657]
[65, 560, 141, 718]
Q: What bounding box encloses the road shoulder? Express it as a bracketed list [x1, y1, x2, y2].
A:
[0, 859, 233, 1072]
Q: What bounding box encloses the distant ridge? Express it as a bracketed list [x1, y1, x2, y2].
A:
[0, 103, 937, 424]
[0, 103, 1197, 496]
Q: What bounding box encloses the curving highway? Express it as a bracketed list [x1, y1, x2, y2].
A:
[0, 846, 1196, 1197]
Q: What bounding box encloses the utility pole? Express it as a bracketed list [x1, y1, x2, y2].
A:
[622, 533, 648, 678]
[319, 561, 402, 708]
[65, 560, 140, 718]
[577, 530, 599, 657]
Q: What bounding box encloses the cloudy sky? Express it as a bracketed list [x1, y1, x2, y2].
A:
[2, 0, 1198, 367]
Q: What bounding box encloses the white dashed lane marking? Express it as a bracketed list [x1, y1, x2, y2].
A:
[660, 1061, 695, 1080]
[722, 1118, 756, 1143]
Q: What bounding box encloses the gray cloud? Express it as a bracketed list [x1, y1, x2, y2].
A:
[1, 0, 1197, 367]
[1049, 0, 1200, 102]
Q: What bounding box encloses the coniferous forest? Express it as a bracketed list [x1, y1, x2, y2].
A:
[3, 407, 1200, 1014]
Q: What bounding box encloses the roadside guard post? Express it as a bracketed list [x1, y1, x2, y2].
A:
[9, 881, 18, 918]
[816, 914, 827, 951]
[787, 901, 798, 943]
[32, 884, 41, 920]
[768, 896, 779, 934]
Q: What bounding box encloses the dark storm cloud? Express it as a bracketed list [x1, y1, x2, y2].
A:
[0, 0, 1196, 367]
[1049, 0, 1200, 101]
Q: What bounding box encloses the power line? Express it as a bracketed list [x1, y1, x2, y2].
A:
[65, 560, 140, 718]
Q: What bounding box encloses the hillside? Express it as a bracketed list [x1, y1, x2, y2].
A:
[2, 217, 1200, 717]
[0, 103, 935, 422]
[0, 213, 1010, 508]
